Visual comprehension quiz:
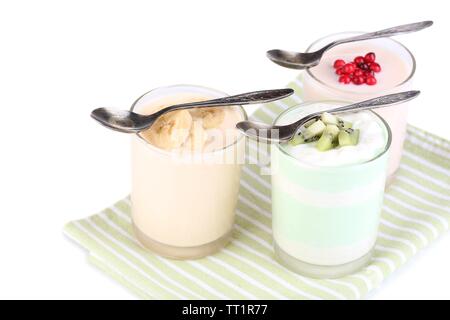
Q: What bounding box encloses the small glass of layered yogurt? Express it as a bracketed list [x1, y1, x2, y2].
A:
[271, 101, 391, 278]
[300, 33, 414, 184]
[130, 85, 247, 259]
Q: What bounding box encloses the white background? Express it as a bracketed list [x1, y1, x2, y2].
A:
[0, 0, 448, 299]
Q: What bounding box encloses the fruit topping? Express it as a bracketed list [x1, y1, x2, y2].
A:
[333, 52, 381, 85]
[316, 125, 339, 151]
[185, 120, 208, 152]
[303, 119, 326, 140]
[288, 133, 319, 146]
[320, 112, 339, 126]
[288, 113, 360, 151]
[369, 62, 381, 73]
[145, 110, 193, 150]
[342, 63, 355, 74]
[191, 107, 225, 129]
[337, 118, 352, 130]
[338, 128, 360, 146]
[335, 68, 344, 75]
[142, 103, 230, 151]
[364, 52, 376, 63]
[365, 76, 377, 86]
[333, 59, 346, 69]
[303, 118, 318, 128]
[354, 56, 365, 64]
[338, 75, 351, 84]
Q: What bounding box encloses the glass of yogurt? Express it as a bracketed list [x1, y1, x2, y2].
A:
[271, 101, 392, 278]
[300, 33, 414, 184]
[130, 85, 247, 259]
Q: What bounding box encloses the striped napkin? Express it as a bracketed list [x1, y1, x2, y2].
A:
[64, 76, 450, 299]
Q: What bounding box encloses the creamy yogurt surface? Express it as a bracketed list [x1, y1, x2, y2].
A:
[280, 106, 388, 167]
[308, 41, 411, 94]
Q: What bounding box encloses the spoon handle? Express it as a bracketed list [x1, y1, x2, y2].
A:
[149, 88, 294, 120]
[288, 91, 420, 140]
[168, 88, 293, 110]
[298, 91, 420, 124]
[326, 91, 420, 115]
[330, 21, 433, 48]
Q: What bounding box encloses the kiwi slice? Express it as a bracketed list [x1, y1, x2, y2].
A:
[337, 118, 353, 129]
[320, 112, 339, 126]
[325, 124, 340, 138]
[289, 134, 305, 146]
[303, 120, 326, 140]
[316, 133, 334, 151]
[316, 125, 340, 151]
[338, 128, 360, 146]
[303, 118, 317, 128]
[289, 133, 320, 146]
[321, 112, 353, 129]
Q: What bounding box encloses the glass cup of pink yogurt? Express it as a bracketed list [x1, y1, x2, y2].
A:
[300, 33, 415, 184]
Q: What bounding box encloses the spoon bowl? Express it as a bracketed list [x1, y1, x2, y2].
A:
[266, 49, 324, 69]
[91, 108, 153, 133]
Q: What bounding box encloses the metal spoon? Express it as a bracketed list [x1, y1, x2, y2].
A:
[267, 21, 433, 69]
[236, 90, 420, 143]
[91, 88, 294, 133]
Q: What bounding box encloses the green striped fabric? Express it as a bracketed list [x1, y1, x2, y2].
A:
[64, 76, 450, 299]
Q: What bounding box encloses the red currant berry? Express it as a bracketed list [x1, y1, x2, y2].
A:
[359, 63, 369, 71]
[336, 67, 344, 75]
[339, 75, 351, 84]
[366, 76, 377, 85]
[343, 63, 355, 74]
[370, 62, 381, 73]
[354, 56, 365, 64]
[354, 69, 363, 77]
[333, 59, 346, 69]
[352, 76, 362, 85]
[364, 52, 376, 63]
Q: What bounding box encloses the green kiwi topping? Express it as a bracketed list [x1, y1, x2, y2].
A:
[288, 113, 360, 151]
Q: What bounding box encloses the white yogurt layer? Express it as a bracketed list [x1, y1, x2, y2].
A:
[281, 110, 388, 167]
[275, 234, 377, 266]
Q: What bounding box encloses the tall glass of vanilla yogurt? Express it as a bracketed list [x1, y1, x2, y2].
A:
[300, 33, 415, 184]
[130, 85, 247, 259]
[271, 101, 392, 278]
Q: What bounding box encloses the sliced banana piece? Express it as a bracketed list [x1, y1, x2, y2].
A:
[145, 110, 193, 150]
[191, 107, 225, 129]
[185, 120, 208, 152]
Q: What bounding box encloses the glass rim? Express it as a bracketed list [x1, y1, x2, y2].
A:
[273, 100, 393, 168]
[305, 31, 416, 95]
[129, 84, 248, 156]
